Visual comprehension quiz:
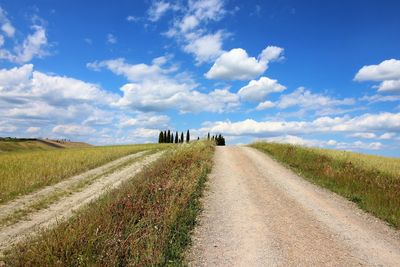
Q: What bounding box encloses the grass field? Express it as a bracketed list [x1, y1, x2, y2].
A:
[2, 141, 214, 266]
[0, 139, 91, 152]
[0, 143, 168, 204]
[251, 142, 400, 228]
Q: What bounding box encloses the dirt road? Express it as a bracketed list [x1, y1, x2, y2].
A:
[188, 146, 400, 266]
[0, 151, 162, 253]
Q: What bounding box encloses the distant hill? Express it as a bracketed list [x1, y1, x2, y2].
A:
[0, 138, 92, 152]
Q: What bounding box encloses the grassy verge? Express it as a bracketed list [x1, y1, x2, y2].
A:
[2, 141, 214, 266]
[250, 142, 400, 228]
[0, 143, 169, 204]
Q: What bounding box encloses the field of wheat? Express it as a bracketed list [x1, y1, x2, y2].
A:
[0, 144, 168, 204]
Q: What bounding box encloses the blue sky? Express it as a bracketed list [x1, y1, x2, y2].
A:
[0, 0, 400, 156]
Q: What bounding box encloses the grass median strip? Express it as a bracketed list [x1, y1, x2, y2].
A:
[2, 141, 214, 266]
[250, 142, 400, 228]
[0, 143, 169, 204]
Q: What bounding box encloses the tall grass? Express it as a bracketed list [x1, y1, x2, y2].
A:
[2, 141, 214, 266]
[0, 144, 167, 204]
[251, 142, 400, 228]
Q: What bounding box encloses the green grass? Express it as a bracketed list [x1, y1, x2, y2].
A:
[0, 143, 169, 204]
[250, 142, 400, 228]
[2, 141, 214, 266]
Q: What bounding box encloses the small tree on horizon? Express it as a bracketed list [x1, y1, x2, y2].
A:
[207, 132, 210, 140]
[175, 131, 178, 143]
[186, 130, 190, 143]
[180, 132, 184, 143]
[171, 133, 174, 144]
[158, 131, 163, 143]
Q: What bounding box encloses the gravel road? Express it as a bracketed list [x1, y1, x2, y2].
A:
[188, 146, 400, 266]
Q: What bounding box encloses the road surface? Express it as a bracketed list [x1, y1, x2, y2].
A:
[188, 146, 400, 266]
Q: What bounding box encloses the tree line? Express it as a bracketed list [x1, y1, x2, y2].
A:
[158, 130, 226, 146]
[207, 132, 225, 146]
[158, 130, 190, 143]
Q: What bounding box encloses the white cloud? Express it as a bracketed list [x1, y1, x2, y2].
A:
[126, 15, 139, 22]
[183, 31, 224, 63]
[378, 79, 400, 93]
[205, 46, 284, 80]
[256, 100, 275, 110]
[354, 59, 400, 82]
[0, 122, 17, 133]
[89, 56, 240, 113]
[106, 33, 117, 44]
[52, 124, 96, 136]
[354, 59, 400, 94]
[148, 1, 172, 22]
[120, 113, 170, 128]
[238, 76, 286, 102]
[87, 56, 172, 82]
[0, 24, 48, 64]
[160, 0, 228, 63]
[198, 112, 400, 137]
[0, 7, 15, 37]
[26, 126, 40, 133]
[379, 132, 396, 140]
[349, 132, 377, 139]
[360, 94, 400, 103]
[276, 87, 355, 110]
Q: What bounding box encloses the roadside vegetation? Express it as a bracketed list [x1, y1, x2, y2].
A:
[2, 141, 214, 266]
[0, 143, 168, 204]
[251, 142, 400, 228]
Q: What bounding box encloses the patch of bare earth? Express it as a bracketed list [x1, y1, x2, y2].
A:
[188, 146, 400, 266]
[0, 151, 162, 254]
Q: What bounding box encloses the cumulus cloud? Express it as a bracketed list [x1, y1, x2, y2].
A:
[89, 56, 240, 113]
[183, 31, 224, 63]
[354, 59, 400, 93]
[276, 87, 355, 110]
[238, 76, 286, 102]
[205, 46, 284, 80]
[160, 0, 228, 63]
[198, 112, 400, 137]
[256, 100, 275, 110]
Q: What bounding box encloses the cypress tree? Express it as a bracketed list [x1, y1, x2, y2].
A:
[186, 130, 190, 143]
[180, 132, 184, 143]
[167, 130, 171, 143]
[171, 133, 174, 144]
[164, 130, 167, 143]
[158, 131, 163, 143]
[197, 137, 199, 140]
[175, 131, 178, 143]
[207, 132, 210, 140]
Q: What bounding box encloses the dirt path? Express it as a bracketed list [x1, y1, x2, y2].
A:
[188, 146, 400, 266]
[0, 151, 162, 253]
[0, 150, 149, 222]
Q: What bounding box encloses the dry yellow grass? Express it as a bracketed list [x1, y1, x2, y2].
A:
[0, 144, 168, 204]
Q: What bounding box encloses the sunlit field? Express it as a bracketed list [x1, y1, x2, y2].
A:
[3, 141, 214, 266]
[0, 144, 169, 204]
